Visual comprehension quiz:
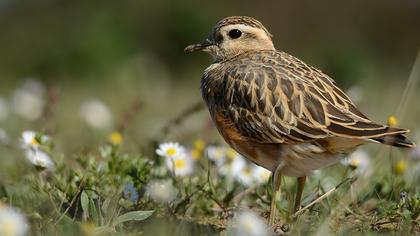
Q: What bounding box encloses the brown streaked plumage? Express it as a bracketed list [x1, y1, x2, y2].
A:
[185, 16, 415, 225]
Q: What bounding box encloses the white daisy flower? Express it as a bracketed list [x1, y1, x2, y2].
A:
[11, 79, 45, 121]
[165, 152, 194, 176]
[0, 204, 28, 236]
[0, 97, 9, 121]
[225, 148, 240, 161]
[21, 78, 45, 96]
[342, 149, 370, 174]
[231, 210, 269, 236]
[20, 131, 49, 149]
[156, 142, 185, 158]
[146, 180, 177, 203]
[252, 165, 271, 184]
[206, 146, 227, 166]
[79, 99, 113, 130]
[25, 149, 54, 170]
[219, 154, 246, 177]
[236, 165, 255, 186]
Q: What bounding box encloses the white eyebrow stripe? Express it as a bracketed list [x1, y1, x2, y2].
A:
[223, 24, 259, 32]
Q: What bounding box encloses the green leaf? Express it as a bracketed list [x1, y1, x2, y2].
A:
[101, 197, 111, 214]
[94, 226, 116, 235]
[89, 198, 99, 224]
[112, 210, 154, 226]
[81, 191, 90, 218]
[101, 196, 118, 226]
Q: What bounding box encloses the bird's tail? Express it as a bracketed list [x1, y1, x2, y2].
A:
[327, 119, 415, 148]
[370, 127, 415, 148]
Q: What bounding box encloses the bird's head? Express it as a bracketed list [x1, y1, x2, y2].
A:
[185, 16, 275, 60]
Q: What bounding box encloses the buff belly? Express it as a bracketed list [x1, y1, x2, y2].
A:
[230, 139, 341, 177]
[211, 110, 341, 177]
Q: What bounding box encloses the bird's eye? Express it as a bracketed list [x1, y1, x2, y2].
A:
[228, 29, 242, 39]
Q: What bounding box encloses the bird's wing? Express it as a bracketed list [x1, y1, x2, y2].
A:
[220, 50, 407, 144]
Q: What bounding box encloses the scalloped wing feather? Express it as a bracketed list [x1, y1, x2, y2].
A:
[203, 50, 411, 146]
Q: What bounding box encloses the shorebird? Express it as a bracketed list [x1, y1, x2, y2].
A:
[185, 16, 414, 225]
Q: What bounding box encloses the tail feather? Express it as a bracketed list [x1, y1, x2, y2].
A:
[328, 120, 410, 139]
[370, 131, 415, 148]
[328, 119, 415, 148]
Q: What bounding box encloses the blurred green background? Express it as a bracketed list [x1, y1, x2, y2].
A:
[0, 0, 419, 152]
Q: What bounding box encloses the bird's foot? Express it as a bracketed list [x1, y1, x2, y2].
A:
[271, 222, 290, 235]
[263, 212, 290, 235]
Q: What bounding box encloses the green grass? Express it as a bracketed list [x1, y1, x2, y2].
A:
[0, 54, 420, 236]
[1, 117, 419, 235]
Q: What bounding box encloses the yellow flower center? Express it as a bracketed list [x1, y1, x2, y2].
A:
[30, 138, 39, 146]
[243, 219, 254, 233]
[243, 167, 252, 176]
[394, 160, 407, 175]
[174, 159, 186, 169]
[194, 139, 205, 151]
[387, 116, 398, 127]
[166, 148, 177, 157]
[191, 149, 201, 160]
[213, 150, 224, 159]
[108, 132, 123, 145]
[350, 159, 361, 168]
[0, 218, 18, 236]
[226, 148, 237, 160]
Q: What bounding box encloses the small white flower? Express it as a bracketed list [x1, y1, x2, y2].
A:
[165, 153, 194, 176]
[25, 149, 54, 170]
[206, 146, 227, 166]
[231, 210, 269, 236]
[0, 204, 28, 236]
[156, 142, 194, 176]
[236, 165, 255, 186]
[79, 99, 112, 130]
[20, 79, 45, 96]
[146, 180, 177, 203]
[252, 165, 271, 184]
[20, 131, 48, 149]
[11, 79, 45, 121]
[219, 154, 246, 177]
[156, 142, 185, 158]
[0, 129, 10, 144]
[0, 97, 9, 121]
[225, 148, 241, 161]
[342, 149, 370, 174]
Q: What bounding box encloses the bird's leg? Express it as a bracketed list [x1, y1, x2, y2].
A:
[293, 176, 306, 214]
[269, 163, 284, 226]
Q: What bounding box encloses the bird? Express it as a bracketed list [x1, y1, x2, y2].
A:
[184, 16, 415, 225]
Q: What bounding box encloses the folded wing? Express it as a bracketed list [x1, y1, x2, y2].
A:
[220, 51, 412, 147]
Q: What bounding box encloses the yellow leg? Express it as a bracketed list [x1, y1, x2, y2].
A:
[269, 163, 284, 226]
[293, 176, 306, 214]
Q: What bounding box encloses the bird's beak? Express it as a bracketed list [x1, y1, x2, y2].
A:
[184, 38, 214, 53]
